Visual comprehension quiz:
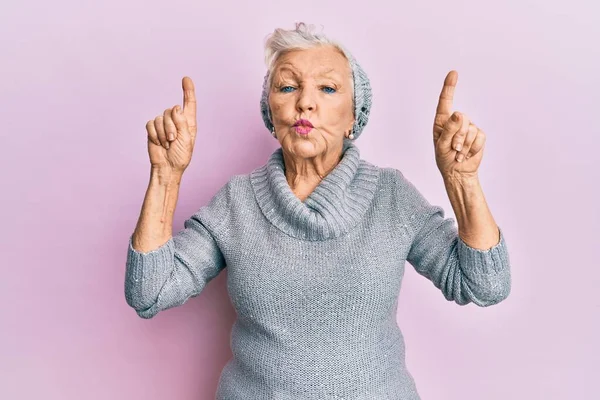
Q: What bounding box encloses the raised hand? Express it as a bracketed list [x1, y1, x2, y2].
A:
[433, 70, 486, 180]
[146, 76, 197, 173]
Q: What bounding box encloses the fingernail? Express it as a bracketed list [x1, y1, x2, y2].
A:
[455, 143, 462, 151]
[452, 113, 459, 122]
[169, 133, 175, 141]
[457, 154, 464, 162]
[165, 141, 170, 150]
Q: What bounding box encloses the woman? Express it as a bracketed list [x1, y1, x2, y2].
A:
[125, 23, 511, 400]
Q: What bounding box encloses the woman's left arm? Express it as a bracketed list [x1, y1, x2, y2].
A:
[401, 170, 511, 307]
[404, 70, 512, 307]
[433, 70, 506, 251]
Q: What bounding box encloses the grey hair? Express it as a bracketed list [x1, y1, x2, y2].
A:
[263, 23, 354, 92]
[259, 22, 373, 141]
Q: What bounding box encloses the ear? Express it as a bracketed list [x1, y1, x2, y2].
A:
[345, 119, 355, 137]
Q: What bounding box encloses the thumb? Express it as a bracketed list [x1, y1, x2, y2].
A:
[439, 112, 462, 148]
[172, 105, 190, 138]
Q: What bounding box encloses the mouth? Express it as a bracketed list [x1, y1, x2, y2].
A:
[293, 119, 313, 135]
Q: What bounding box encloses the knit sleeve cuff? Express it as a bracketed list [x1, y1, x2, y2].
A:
[125, 235, 175, 282]
[456, 227, 510, 274]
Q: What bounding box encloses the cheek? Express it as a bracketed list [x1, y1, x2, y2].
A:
[269, 96, 292, 120]
[328, 98, 354, 122]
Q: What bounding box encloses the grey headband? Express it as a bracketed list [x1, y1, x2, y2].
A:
[260, 54, 373, 141]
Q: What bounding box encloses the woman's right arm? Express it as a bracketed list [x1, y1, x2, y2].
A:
[133, 74, 199, 254]
[125, 169, 230, 320]
[124, 77, 228, 319]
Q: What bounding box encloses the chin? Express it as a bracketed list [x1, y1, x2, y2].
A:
[284, 136, 322, 157]
[292, 140, 320, 155]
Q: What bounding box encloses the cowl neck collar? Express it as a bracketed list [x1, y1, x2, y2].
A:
[250, 140, 380, 241]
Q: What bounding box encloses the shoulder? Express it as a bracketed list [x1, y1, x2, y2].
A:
[374, 165, 435, 212]
[376, 166, 402, 184]
[193, 173, 251, 233]
[210, 172, 254, 200]
[221, 173, 250, 196]
[373, 165, 414, 193]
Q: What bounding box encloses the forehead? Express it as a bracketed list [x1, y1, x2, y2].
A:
[272, 46, 351, 79]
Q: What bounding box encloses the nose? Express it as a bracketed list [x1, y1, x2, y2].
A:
[296, 87, 315, 113]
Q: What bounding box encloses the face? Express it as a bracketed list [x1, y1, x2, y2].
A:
[268, 45, 355, 159]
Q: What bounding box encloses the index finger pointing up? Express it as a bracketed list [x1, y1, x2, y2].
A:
[436, 70, 458, 117]
[182, 76, 196, 118]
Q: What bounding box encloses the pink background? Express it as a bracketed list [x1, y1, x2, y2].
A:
[2, 0, 598, 399]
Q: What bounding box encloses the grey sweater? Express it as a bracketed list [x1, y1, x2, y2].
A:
[124, 140, 511, 399]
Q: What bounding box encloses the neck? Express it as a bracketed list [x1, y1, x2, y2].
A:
[249, 139, 380, 241]
[281, 142, 345, 201]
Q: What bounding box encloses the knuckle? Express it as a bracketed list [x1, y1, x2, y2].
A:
[446, 120, 459, 130]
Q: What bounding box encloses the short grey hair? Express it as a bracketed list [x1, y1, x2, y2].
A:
[259, 22, 373, 141]
[263, 23, 354, 92]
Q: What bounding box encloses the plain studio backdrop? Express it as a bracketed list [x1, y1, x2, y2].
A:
[1, 0, 598, 399]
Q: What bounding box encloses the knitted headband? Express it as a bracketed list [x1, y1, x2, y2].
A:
[260, 52, 373, 141]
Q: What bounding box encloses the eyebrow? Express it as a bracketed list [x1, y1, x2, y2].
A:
[318, 68, 342, 78]
[274, 65, 343, 79]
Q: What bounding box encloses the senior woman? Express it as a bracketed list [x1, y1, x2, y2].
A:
[125, 23, 511, 400]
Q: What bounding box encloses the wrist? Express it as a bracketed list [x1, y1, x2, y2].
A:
[443, 172, 480, 188]
[150, 166, 184, 187]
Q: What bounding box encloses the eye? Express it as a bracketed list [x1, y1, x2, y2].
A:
[280, 86, 296, 93]
[321, 86, 336, 94]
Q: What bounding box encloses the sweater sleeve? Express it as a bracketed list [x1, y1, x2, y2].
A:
[397, 170, 512, 307]
[124, 179, 232, 319]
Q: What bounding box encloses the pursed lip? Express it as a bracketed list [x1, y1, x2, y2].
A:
[293, 119, 314, 128]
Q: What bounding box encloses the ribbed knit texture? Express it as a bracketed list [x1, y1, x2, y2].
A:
[124, 140, 511, 399]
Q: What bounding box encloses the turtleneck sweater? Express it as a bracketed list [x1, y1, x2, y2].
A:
[124, 140, 511, 400]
